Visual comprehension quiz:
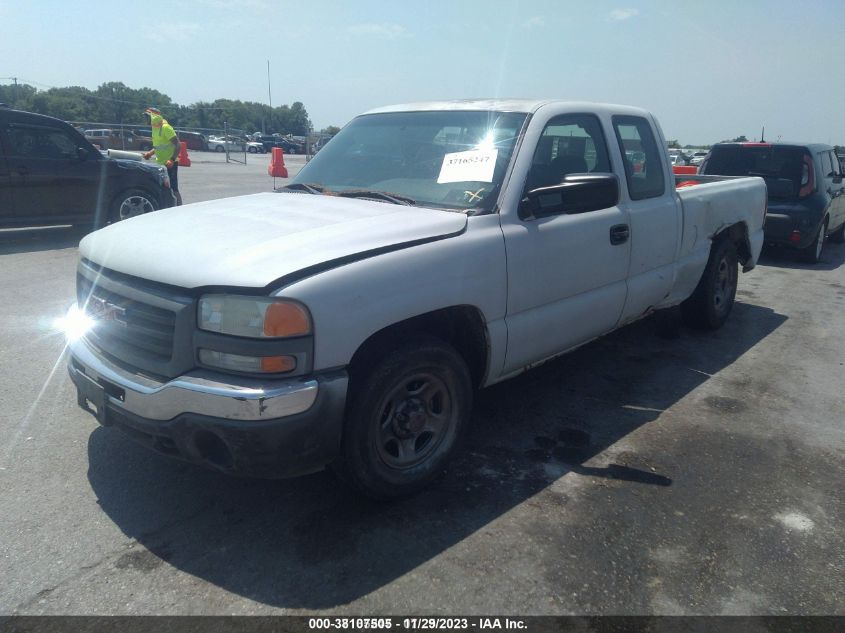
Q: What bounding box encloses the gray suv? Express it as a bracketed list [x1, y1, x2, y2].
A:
[701, 142, 845, 263]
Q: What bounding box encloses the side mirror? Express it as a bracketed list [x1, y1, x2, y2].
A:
[77, 147, 89, 161]
[519, 173, 619, 220]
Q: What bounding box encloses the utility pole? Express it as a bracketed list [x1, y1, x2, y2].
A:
[266, 60, 272, 134]
[267, 60, 272, 109]
[12, 77, 17, 106]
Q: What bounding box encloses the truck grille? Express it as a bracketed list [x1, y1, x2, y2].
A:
[77, 260, 195, 378]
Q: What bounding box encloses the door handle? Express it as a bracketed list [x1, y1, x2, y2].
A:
[610, 224, 629, 245]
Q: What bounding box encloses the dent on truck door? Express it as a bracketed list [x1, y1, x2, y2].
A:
[501, 113, 631, 374]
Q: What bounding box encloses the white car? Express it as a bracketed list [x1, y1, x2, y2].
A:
[207, 136, 246, 153]
[246, 140, 266, 154]
[690, 151, 709, 166]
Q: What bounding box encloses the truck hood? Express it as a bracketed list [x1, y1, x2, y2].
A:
[79, 192, 467, 289]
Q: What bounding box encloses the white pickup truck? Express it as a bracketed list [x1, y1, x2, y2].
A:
[66, 100, 767, 498]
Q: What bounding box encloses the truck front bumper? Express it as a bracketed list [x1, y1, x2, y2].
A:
[67, 336, 348, 478]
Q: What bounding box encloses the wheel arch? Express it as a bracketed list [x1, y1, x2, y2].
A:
[347, 305, 490, 391]
[713, 221, 752, 268]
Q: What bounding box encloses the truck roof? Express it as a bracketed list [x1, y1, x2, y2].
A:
[363, 99, 652, 118]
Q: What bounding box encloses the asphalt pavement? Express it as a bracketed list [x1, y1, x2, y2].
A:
[0, 164, 842, 615]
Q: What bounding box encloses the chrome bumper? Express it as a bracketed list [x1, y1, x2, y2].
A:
[68, 336, 319, 421]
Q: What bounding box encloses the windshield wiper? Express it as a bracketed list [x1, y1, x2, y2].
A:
[336, 190, 416, 206]
[277, 182, 325, 194]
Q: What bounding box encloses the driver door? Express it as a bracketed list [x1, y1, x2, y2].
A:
[500, 112, 631, 374]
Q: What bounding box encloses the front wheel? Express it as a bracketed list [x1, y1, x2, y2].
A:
[827, 219, 844, 244]
[336, 337, 473, 499]
[108, 189, 158, 224]
[681, 238, 739, 330]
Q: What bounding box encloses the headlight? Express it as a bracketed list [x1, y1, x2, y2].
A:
[158, 166, 171, 188]
[198, 295, 311, 338]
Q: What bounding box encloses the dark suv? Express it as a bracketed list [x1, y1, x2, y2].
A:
[700, 142, 845, 263]
[254, 135, 301, 154]
[0, 107, 175, 228]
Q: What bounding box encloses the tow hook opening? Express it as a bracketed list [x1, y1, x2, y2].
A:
[194, 431, 233, 468]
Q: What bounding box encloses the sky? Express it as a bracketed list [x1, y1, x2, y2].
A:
[1, 0, 843, 145]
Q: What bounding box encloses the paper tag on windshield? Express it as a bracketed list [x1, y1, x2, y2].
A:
[437, 149, 498, 184]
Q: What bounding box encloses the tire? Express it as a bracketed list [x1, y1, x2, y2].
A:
[335, 336, 473, 499]
[799, 218, 827, 263]
[215, 145, 224, 153]
[681, 237, 739, 330]
[109, 189, 158, 224]
[828, 218, 845, 244]
[248, 146, 257, 154]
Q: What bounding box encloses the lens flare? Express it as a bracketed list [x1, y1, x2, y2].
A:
[54, 305, 94, 342]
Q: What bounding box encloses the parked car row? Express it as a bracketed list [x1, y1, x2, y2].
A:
[84, 128, 152, 151]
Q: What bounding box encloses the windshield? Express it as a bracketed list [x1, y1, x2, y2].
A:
[289, 110, 527, 212]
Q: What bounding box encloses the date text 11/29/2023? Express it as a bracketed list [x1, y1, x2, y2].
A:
[308, 618, 527, 630]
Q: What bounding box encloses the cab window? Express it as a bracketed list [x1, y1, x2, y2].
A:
[524, 114, 611, 192]
[612, 115, 665, 200]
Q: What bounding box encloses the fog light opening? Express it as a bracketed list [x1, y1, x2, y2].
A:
[194, 431, 233, 468]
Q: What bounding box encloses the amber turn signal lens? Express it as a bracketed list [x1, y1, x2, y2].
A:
[260, 355, 297, 373]
[263, 302, 311, 337]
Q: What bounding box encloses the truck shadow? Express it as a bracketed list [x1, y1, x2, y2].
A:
[86, 301, 786, 609]
[758, 240, 845, 271]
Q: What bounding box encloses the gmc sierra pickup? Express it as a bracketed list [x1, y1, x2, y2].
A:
[65, 100, 767, 498]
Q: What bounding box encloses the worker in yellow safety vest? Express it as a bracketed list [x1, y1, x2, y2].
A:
[142, 107, 182, 205]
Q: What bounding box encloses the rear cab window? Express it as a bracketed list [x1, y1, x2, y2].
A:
[611, 115, 665, 200]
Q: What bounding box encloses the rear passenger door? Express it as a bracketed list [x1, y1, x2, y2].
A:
[611, 115, 680, 324]
[0, 126, 15, 222]
[5, 122, 102, 224]
[823, 150, 845, 232]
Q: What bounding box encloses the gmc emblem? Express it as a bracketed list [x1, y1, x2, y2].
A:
[86, 296, 127, 326]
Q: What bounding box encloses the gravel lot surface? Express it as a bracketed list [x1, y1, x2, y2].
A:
[0, 161, 842, 614]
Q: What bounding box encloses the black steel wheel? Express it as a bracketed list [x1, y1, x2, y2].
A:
[336, 336, 472, 499]
[681, 237, 739, 330]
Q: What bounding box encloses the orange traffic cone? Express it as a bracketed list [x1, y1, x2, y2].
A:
[177, 141, 191, 167]
[268, 147, 288, 178]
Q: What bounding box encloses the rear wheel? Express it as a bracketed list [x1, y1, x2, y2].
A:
[681, 238, 738, 330]
[335, 337, 473, 499]
[109, 189, 158, 224]
[800, 219, 827, 263]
